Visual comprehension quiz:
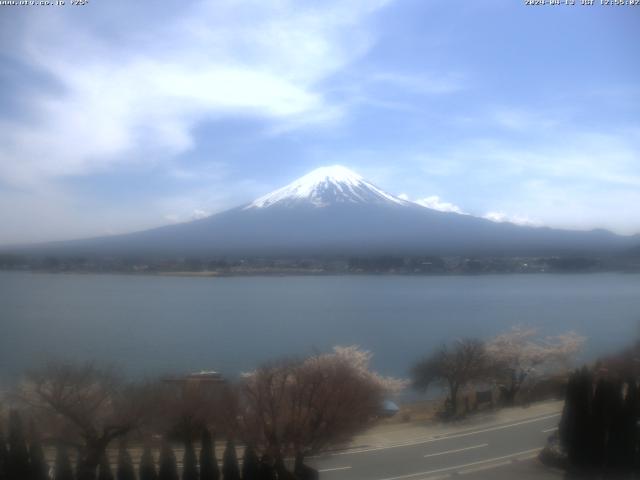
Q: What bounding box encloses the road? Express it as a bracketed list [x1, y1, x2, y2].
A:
[309, 408, 564, 480]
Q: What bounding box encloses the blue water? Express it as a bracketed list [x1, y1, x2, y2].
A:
[1, 272, 639, 384]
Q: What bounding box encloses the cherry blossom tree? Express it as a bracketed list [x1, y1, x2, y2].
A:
[241, 346, 406, 460]
[15, 362, 159, 480]
[411, 339, 489, 417]
[486, 327, 585, 405]
[151, 378, 237, 441]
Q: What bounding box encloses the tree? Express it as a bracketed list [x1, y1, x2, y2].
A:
[98, 453, 114, 480]
[590, 378, 613, 467]
[139, 446, 157, 480]
[76, 447, 85, 479]
[294, 453, 318, 480]
[153, 379, 234, 444]
[560, 365, 640, 475]
[257, 455, 275, 480]
[182, 438, 198, 480]
[607, 379, 633, 472]
[559, 367, 592, 467]
[486, 328, 584, 405]
[198, 429, 218, 480]
[0, 422, 7, 480]
[17, 362, 158, 480]
[54, 445, 74, 480]
[28, 429, 49, 480]
[412, 339, 488, 417]
[158, 442, 178, 480]
[221, 441, 240, 480]
[621, 379, 639, 470]
[274, 455, 295, 480]
[6, 410, 30, 480]
[241, 445, 259, 480]
[116, 446, 136, 480]
[241, 346, 405, 458]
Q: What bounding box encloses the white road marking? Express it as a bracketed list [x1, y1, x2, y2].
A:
[542, 426, 558, 433]
[325, 412, 560, 456]
[423, 443, 488, 458]
[319, 466, 352, 472]
[458, 451, 540, 475]
[458, 460, 511, 475]
[376, 447, 542, 480]
[420, 452, 538, 480]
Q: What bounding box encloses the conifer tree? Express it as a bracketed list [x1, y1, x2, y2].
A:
[590, 378, 616, 468]
[274, 455, 295, 480]
[559, 370, 579, 462]
[257, 454, 275, 480]
[626, 379, 639, 469]
[198, 429, 218, 480]
[139, 446, 157, 480]
[6, 411, 30, 480]
[116, 446, 136, 480]
[28, 431, 49, 480]
[606, 379, 628, 471]
[620, 379, 638, 470]
[240, 445, 259, 480]
[560, 368, 592, 467]
[182, 438, 198, 480]
[221, 441, 240, 480]
[76, 447, 86, 480]
[293, 453, 318, 480]
[0, 424, 8, 480]
[98, 453, 114, 480]
[158, 442, 178, 480]
[55, 445, 75, 480]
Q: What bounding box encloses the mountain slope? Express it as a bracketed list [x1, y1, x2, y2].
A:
[9, 165, 639, 258]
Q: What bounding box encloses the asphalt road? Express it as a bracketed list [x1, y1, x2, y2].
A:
[309, 412, 563, 480]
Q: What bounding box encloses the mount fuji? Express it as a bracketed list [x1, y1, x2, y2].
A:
[244, 165, 410, 210]
[15, 165, 638, 258]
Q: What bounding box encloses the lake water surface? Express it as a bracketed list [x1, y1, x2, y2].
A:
[1, 272, 639, 384]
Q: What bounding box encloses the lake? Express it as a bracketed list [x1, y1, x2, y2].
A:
[1, 272, 639, 385]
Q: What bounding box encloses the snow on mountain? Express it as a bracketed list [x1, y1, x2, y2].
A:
[244, 165, 410, 209]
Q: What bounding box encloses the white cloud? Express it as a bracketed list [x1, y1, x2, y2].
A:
[0, 0, 394, 186]
[164, 209, 211, 224]
[415, 195, 465, 214]
[398, 193, 465, 214]
[483, 211, 541, 227]
[190, 209, 211, 220]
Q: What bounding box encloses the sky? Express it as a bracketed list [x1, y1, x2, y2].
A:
[0, 0, 638, 245]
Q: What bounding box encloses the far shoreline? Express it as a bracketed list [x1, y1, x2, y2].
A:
[1, 268, 639, 278]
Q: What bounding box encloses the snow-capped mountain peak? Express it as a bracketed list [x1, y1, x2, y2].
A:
[245, 165, 409, 209]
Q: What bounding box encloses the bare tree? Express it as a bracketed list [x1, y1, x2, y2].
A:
[241, 346, 406, 459]
[151, 379, 237, 441]
[486, 327, 584, 405]
[411, 339, 488, 417]
[15, 362, 158, 480]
